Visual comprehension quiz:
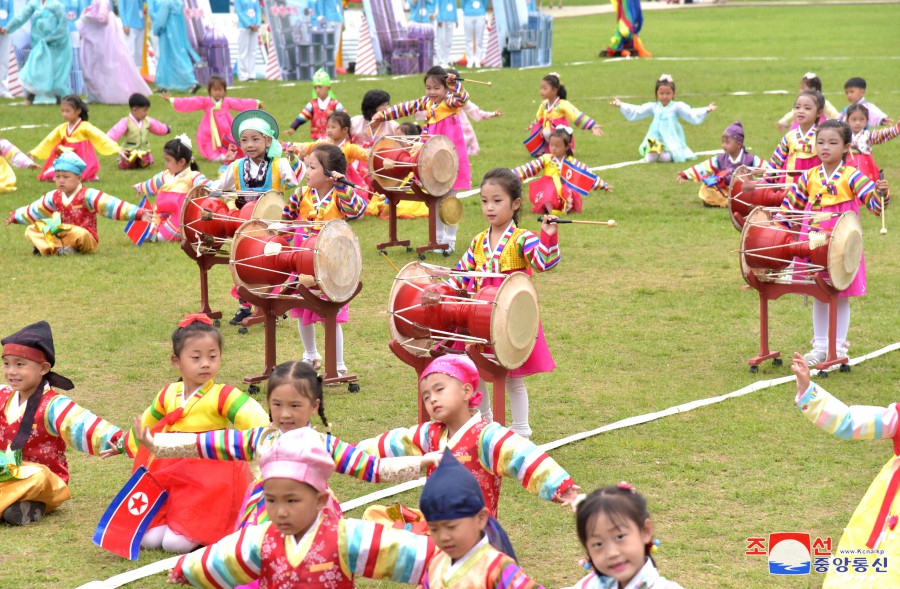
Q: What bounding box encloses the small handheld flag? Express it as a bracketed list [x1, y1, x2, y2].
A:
[124, 196, 153, 246]
[93, 466, 167, 560]
[560, 160, 600, 197]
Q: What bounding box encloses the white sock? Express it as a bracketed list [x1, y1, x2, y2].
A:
[335, 324, 346, 371]
[811, 299, 829, 351]
[161, 528, 199, 553]
[298, 321, 320, 361]
[507, 377, 532, 438]
[442, 223, 458, 247]
[837, 298, 850, 351]
[141, 525, 166, 549]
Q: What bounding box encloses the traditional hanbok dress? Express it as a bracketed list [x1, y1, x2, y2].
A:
[766, 124, 820, 180]
[349, 115, 399, 149]
[170, 95, 262, 161]
[107, 114, 171, 169]
[616, 100, 711, 163]
[847, 122, 900, 181]
[680, 149, 763, 207]
[3, 0, 72, 99]
[290, 97, 344, 140]
[565, 559, 684, 589]
[152, 0, 198, 91]
[31, 119, 121, 182]
[133, 168, 213, 241]
[514, 153, 607, 213]
[527, 97, 599, 156]
[422, 535, 545, 589]
[0, 139, 36, 193]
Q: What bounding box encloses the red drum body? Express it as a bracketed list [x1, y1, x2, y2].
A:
[368, 135, 459, 196]
[728, 165, 786, 230]
[180, 186, 285, 254]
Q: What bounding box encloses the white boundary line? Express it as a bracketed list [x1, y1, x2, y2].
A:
[80, 342, 900, 588]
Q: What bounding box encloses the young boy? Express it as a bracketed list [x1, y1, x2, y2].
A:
[677, 120, 762, 207]
[284, 68, 344, 140]
[5, 151, 151, 255]
[420, 450, 545, 588]
[169, 427, 437, 587]
[840, 77, 893, 128]
[107, 93, 172, 169]
[0, 321, 126, 525]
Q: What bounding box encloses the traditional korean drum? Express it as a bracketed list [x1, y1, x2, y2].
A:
[230, 218, 362, 304]
[368, 135, 459, 196]
[728, 166, 786, 230]
[387, 261, 540, 369]
[180, 186, 285, 254]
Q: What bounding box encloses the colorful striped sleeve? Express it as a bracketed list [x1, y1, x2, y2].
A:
[766, 134, 791, 172]
[849, 168, 888, 216]
[191, 172, 214, 189]
[477, 421, 575, 501]
[133, 171, 167, 197]
[513, 155, 547, 180]
[338, 518, 436, 584]
[45, 395, 124, 455]
[487, 554, 546, 589]
[196, 427, 268, 461]
[343, 142, 369, 163]
[516, 228, 560, 272]
[781, 171, 810, 212]
[448, 237, 479, 290]
[384, 98, 427, 121]
[355, 423, 433, 458]
[11, 192, 56, 225]
[0, 138, 36, 168]
[176, 524, 265, 588]
[335, 184, 365, 219]
[84, 188, 142, 221]
[220, 387, 270, 430]
[796, 383, 898, 441]
[325, 433, 382, 482]
[680, 156, 719, 182]
[291, 101, 316, 129]
[445, 81, 469, 109]
[870, 122, 900, 146]
[284, 188, 302, 220]
[561, 100, 596, 130]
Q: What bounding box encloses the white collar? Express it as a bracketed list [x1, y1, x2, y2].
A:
[620, 558, 660, 589]
[442, 410, 482, 449]
[66, 119, 81, 134]
[287, 512, 322, 548]
[59, 185, 83, 206]
[316, 97, 331, 109]
[726, 149, 745, 164]
[486, 221, 516, 257]
[129, 114, 145, 128]
[445, 534, 489, 577]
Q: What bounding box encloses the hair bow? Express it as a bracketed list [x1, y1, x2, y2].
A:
[468, 389, 483, 408]
[658, 74, 674, 83]
[617, 481, 637, 493]
[178, 313, 213, 328]
[555, 124, 574, 135]
[175, 133, 193, 150]
[803, 72, 817, 80]
[548, 71, 561, 82]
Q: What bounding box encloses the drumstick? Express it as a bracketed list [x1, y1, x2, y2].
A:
[879, 169, 888, 236]
[537, 216, 617, 227]
[456, 77, 492, 87]
[379, 250, 400, 272]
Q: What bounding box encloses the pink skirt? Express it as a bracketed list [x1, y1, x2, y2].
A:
[290, 305, 349, 325]
[800, 200, 867, 298]
[426, 115, 471, 191]
[787, 155, 821, 182]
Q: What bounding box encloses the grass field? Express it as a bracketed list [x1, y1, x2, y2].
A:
[1, 2, 899, 587]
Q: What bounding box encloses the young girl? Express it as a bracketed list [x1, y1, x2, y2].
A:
[610, 74, 716, 163]
[845, 103, 900, 180]
[371, 66, 470, 252]
[791, 353, 900, 588]
[0, 139, 39, 193]
[357, 354, 579, 520]
[162, 77, 262, 162]
[283, 144, 364, 373]
[780, 120, 889, 364]
[776, 72, 841, 132]
[284, 68, 345, 140]
[677, 120, 762, 208]
[568, 483, 683, 589]
[134, 360, 435, 531]
[449, 168, 561, 438]
[107, 93, 172, 169]
[527, 73, 603, 156]
[29, 95, 124, 182]
[290, 111, 369, 200]
[0, 321, 127, 525]
[514, 127, 611, 214]
[350, 88, 400, 148]
[765, 90, 824, 182]
[152, 0, 199, 93]
[133, 136, 213, 242]
[116, 316, 270, 553]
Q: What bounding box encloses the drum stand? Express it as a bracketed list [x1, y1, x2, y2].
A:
[389, 341, 507, 426]
[181, 241, 227, 325]
[746, 272, 850, 376]
[236, 284, 362, 394]
[372, 179, 447, 258]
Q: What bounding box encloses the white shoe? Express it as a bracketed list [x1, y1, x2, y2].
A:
[803, 349, 827, 365]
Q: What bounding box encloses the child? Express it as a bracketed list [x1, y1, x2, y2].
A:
[780, 120, 889, 364]
[514, 127, 610, 214]
[168, 427, 437, 587]
[107, 93, 172, 169]
[133, 136, 213, 242]
[234, 0, 260, 82]
[777, 72, 841, 132]
[677, 120, 762, 208]
[284, 68, 345, 140]
[420, 451, 545, 588]
[290, 111, 369, 198]
[283, 144, 364, 373]
[791, 353, 900, 588]
[840, 77, 892, 128]
[116, 316, 271, 553]
[845, 103, 900, 180]
[0, 139, 40, 193]
[448, 168, 561, 438]
[400, 121, 423, 135]
[372, 66, 470, 252]
[357, 354, 579, 518]
[0, 321, 127, 525]
[610, 74, 716, 163]
[765, 90, 824, 182]
[162, 77, 262, 162]
[77, 0, 151, 105]
[152, 0, 199, 93]
[528, 73, 603, 156]
[567, 483, 683, 589]
[134, 360, 436, 529]
[350, 88, 399, 148]
[6, 151, 151, 255]
[29, 95, 124, 182]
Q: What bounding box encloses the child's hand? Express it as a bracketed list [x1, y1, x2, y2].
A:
[555, 485, 582, 511]
[791, 352, 811, 396]
[258, 101, 265, 110]
[131, 416, 157, 452]
[884, 117, 895, 126]
[707, 102, 718, 112]
[100, 444, 122, 459]
[160, 91, 171, 101]
[4, 213, 15, 225]
[329, 171, 347, 184]
[875, 179, 889, 194]
[223, 143, 238, 164]
[540, 214, 559, 236]
[0, 27, 7, 35]
[602, 183, 613, 193]
[777, 121, 789, 133]
[492, 109, 503, 118]
[28, 162, 41, 170]
[446, 72, 457, 86]
[591, 125, 604, 137]
[167, 567, 187, 584]
[676, 174, 688, 184]
[284, 127, 295, 136]
[609, 97, 621, 107]
[118, 149, 129, 159]
[371, 111, 385, 124]
[140, 209, 153, 222]
[421, 451, 443, 469]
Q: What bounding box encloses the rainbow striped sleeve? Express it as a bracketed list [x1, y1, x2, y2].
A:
[134, 171, 166, 197]
[766, 133, 790, 172]
[45, 394, 124, 455]
[680, 156, 718, 182]
[219, 387, 270, 430]
[384, 98, 427, 121]
[12, 191, 56, 225]
[324, 433, 382, 482]
[478, 421, 575, 501]
[488, 554, 546, 589]
[335, 183, 365, 220]
[339, 518, 436, 584]
[513, 155, 547, 180]
[562, 101, 596, 131]
[291, 101, 316, 128]
[781, 171, 810, 212]
[445, 81, 469, 109]
[284, 188, 302, 220]
[0, 138, 35, 168]
[448, 238, 479, 290]
[192, 172, 214, 189]
[197, 427, 267, 461]
[517, 228, 560, 272]
[178, 524, 265, 588]
[796, 383, 899, 441]
[871, 122, 900, 146]
[85, 188, 142, 221]
[355, 423, 433, 458]
[849, 168, 888, 215]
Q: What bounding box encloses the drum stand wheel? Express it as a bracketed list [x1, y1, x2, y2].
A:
[348, 382, 361, 393]
[247, 384, 261, 395]
[213, 318, 221, 328]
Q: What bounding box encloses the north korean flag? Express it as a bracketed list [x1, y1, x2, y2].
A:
[124, 196, 152, 246]
[93, 466, 167, 560]
[560, 160, 600, 197]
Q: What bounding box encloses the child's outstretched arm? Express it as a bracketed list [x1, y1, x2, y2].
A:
[0, 139, 39, 169]
[285, 100, 315, 135]
[610, 98, 654, 122]
[851, 169, 890, 216]
[337, 519, 438, 584]
[170, 524, 266, 587]
[30, 126, 66, 160]
[560, 101, 603, 137]
[516, 216, 560, 273]
[870, 119, 900, 146]
[45, 395, 126, 457]
[7, 191, 57, 225]
[674, 101, 716, 126]
[678, 156, 718, 184]
[372, 97, 427, 122]
[84, 188, 151, 222]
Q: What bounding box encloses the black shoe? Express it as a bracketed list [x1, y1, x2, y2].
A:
[190, 83, 202, 95]
[3, 501, 46, 525]
[230, 306, 253, 325]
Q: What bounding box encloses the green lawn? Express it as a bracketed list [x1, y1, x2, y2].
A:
[1, 3, 899, 588]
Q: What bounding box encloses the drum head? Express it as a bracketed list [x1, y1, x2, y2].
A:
[312, 219, 362, 303]
[388, 261, 439, 355]
[230, 219, 279, 294]
[249, 191, 286, 221]
[739, 206, 770, 285]
[368, 136, 408, 190]
[827, 212, 863, 291]
[417, 135, 459, 196]
[727, 165, 752, 231]
[180, 184, 212, 242]
[438, 195, 464, 226]
[490, 273, 540, 369]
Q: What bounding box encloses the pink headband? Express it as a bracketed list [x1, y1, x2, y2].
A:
[420, 355, 483, 408]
